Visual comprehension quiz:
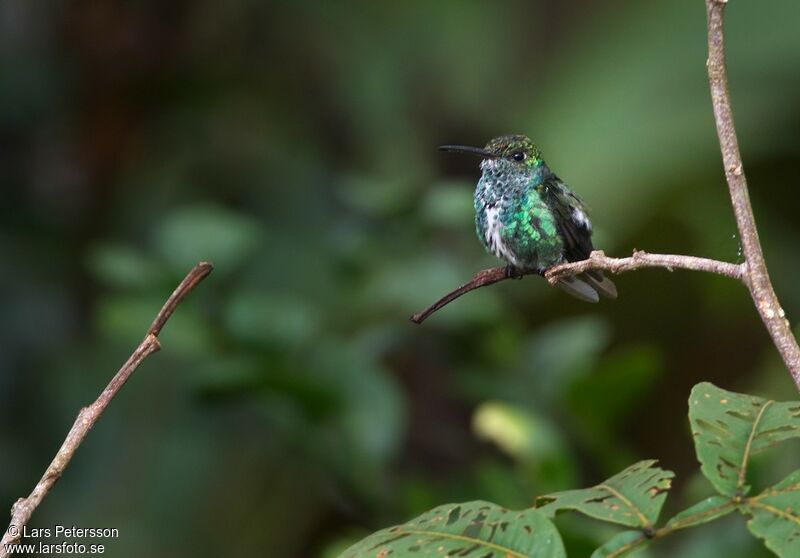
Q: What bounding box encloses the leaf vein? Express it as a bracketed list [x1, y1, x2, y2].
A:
[738, 400, 774, 491]
[748, 501, 800, 526]
[597, 484, 650, 528]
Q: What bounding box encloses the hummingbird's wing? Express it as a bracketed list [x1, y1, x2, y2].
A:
[541, 176, 594, 262]
[542, 176, 618, 299]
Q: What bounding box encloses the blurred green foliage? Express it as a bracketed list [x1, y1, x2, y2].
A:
[1, 0, 799, 556]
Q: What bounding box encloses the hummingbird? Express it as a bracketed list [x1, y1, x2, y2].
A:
[440, 134, 617, 303]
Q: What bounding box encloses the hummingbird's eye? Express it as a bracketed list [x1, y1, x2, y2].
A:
[512, 151, 526, 162]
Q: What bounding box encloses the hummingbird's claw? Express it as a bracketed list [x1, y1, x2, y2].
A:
[505, 265, 523, 279]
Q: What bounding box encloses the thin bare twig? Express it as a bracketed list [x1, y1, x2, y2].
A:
[410, 251, 744, 324]
[410, 266, 517, 324]
[148, 263, 213, 336]
[0, 262, 213, 557]
[706, 0, 800, 390]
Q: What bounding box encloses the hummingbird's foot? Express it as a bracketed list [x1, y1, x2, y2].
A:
[505, 265, 524, 279]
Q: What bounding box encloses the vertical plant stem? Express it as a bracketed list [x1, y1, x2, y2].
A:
[705, 0, 800, 390]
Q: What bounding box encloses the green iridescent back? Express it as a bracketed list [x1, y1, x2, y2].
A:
[474, 158, 565, 272]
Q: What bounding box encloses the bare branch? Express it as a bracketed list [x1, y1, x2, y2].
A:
[410, 266, 517, 324]
[410, 251, 744, 324]
[706, 0, 800, 389]
[545, 250, 744, 283]
[148, 262, 213, 337]
[0, 262, 213, 557]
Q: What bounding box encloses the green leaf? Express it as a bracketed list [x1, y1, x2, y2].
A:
[154, 205, 260, 275]
[536, 460, 673, 528]
[338, 502, 565, 558]
[688, 382, 800, 496]
[590, 530, 648, 558]
[87, 242, 163, 289]
[522, 316, 611, 404]
[472, 401, 564, 462]
[665, 495, 736, 530]
[568, 346, 661, 432]
[223, 290, 320, 348]
[745, 469, 800, 558]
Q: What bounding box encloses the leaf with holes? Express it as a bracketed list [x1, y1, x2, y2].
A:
[536, 460, 673, 528]
[591, 530, 648, 558]
[338, 501, 565, 558]
[689, 382, 800, 497]
[745, 469, 800, 558]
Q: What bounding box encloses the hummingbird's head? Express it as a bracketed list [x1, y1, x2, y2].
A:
[439, 135, 544, 174]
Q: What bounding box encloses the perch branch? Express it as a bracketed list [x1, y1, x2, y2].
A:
[706, 0, 800, 389]
[0, 262, 213, 557]
[545, 250, 744, 283]
[410, 266, 517, 324]
[410, 251, 744, 324]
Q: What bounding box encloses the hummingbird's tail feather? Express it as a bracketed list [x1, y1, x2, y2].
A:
[556, 276, 600, 303]
[582, 271, 618, 299]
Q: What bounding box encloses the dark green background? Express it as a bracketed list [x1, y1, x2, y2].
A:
[1, 1, 799, 556]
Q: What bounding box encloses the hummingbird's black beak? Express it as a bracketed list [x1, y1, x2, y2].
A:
[438, 145, 494, 158]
